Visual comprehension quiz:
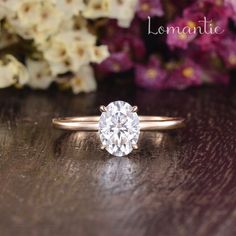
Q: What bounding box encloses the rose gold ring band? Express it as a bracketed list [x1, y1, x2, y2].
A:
[52, 116, 185, 131]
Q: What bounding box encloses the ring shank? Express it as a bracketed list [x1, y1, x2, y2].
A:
[52, 116, 185, 131]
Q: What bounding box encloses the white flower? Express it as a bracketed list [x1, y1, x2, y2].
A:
[0, 0, 114, 93]
[55, 0, 85, 19]
[90, 45, 109, 64]
[83, 0, 137, 28]
[42, 29, 108, 75]
[36, 2, 62, 36]
[42, 32, 74, 75]
[7, 1, 63, 43]
[83, 0, 109, 19]
[67, 41, 92, 71]
[47, 60, 72, 76]
[17, 1, 41, 27]
[26, 58, 55, 89]
[43, 41, 68, 63]
[53, 29, 97, 45]
[108, 0, 138, 28]
[0, 55, 29, 88]
[59, 17, 75, 31]
[0, 0, 22, 12]
[0, 62, 16, 88]
[70, 65, 97, 94]
[6, 15, 35, 40]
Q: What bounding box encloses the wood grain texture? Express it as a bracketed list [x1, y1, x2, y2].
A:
[0, 84, 236, 236]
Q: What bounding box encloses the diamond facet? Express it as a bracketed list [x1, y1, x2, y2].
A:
[99, 101, 140, 157]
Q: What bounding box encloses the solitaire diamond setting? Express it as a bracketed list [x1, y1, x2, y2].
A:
[99, 101, 140, 157]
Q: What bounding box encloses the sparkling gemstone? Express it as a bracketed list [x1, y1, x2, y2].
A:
[99, 101, 140, 157]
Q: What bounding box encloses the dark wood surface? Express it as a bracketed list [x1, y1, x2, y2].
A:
[0, 84, 236, 236]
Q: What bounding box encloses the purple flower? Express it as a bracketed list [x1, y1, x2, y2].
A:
[135, 56, 167, 89]
[194, 32, 225, 52]
[101, 19, 142, 41]
[181, 48, 231, 85]
[167, 18, 198, 50]
[97, 19, 146, 74]
[97, 52, 134, 74]
[225, 0, 236, 10]
[203, 70, 230, 85]
[218, 38, 236, 69]
[98, 34, 146, 74]
[225, 0, 236, 23]
[137, 0, 164, 20]
[103, 35, 146, 61]
[165, 59, 203, 90]
[95, 0, 234, 90]
[183, 1, 232, 51]
[187, 2, 235, 59]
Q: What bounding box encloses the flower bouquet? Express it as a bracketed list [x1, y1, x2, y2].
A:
[0, 0, 235, 93]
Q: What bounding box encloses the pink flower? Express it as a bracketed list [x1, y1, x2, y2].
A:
[97, 52, 134, 74]
[203, 70, 230, 85]
[184, 1, 232, 51]
[167, 18, 198, 49]
[181, 49, 231, 85]
[102, 19, 142, 40]
[95, 0, 234, 90]
[137, 0, 164, 20]
[195, 33, 225, 52]
[165, 59, 203, 90]
[225, 0, 236, 11]
[225, 0, 236, 23]
[97, 19, 146, 74]
[218, 38, 236, 69]
[135, 56, 167, 89]
[103, 35, 146, 61]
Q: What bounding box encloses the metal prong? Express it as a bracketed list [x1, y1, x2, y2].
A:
[101, 145, 106, 150]
[132, 144, 138, 150]
[132, 106, 138, 112]
[99, 105, 107, 112]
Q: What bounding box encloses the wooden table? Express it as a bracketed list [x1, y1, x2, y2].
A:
[0, 84, 236, 236]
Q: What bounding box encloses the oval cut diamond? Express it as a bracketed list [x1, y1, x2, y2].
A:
[99, 101, 140, 157]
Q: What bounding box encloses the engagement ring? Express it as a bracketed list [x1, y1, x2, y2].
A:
[52, 101, 185, 157]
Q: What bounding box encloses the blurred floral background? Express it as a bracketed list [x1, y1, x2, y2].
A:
[0, 0, 235, 94]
